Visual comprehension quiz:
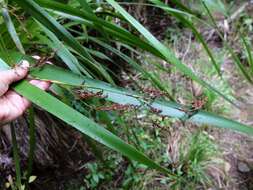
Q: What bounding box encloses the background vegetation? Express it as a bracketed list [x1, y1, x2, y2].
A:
[0, 0, 253, 189]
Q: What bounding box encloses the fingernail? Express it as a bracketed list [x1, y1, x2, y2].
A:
[19, 60, 30, 69]
[32, 55, 41, 60]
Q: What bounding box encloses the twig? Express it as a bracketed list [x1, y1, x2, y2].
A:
[226, 2, 249, 24]
[182, 32, 192, 62]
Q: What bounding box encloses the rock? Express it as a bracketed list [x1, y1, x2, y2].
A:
[238, 162, 250, 173]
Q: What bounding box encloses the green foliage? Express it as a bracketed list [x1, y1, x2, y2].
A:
[28, 64, 253, 135]
[0, 0, 252, 189]
[202, 0, 227, 16]
[167, 131, 219, 190]
[84, 163, 108, 189]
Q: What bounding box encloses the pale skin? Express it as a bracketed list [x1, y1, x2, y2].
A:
[0, 62, 50, 125]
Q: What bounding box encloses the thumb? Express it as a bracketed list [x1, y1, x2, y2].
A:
[0, 61, 29, 96]
[1, 61, 29, 84]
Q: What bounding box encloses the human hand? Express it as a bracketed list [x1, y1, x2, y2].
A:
[0, 61, 50, 125]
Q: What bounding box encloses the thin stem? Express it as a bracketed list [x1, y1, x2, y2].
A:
[10, 123, 22, 190]
[27, 106, 36, 179]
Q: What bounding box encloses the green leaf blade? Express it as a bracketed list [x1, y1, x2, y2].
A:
[30, 64, 253, 136]
[105, 0, 237, 107]
[14, 80, 170, 174]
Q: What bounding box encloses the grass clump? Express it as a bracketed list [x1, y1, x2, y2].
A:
[165, 130, 222, 190]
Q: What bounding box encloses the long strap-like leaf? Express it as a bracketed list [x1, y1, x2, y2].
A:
[0, 62, 170, 175]
[34, 0, 164, 58]
[1, 2, 25, 54]
[14, 80, 171, 174]
[150, 0, 221, 76]
[13, 0, 114, 84]
[105, 0, 238, 108]
[34, 0, 234, 105]
[30, 64, 253, 136]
